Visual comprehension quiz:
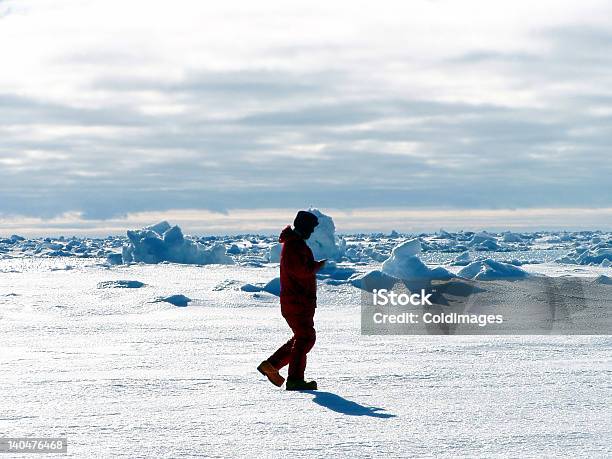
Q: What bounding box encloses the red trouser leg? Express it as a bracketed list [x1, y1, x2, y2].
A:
[267, 312, 316, 379]
[285, 313, 316, 380]
[267, 336, 295, 370]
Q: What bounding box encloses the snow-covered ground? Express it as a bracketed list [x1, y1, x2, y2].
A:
[1, 253, 611, 457]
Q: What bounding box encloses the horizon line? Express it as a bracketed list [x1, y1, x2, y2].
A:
[1, 206, 611, 237]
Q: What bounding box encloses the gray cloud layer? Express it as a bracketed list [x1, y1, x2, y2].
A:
[1, 14, 611, 221]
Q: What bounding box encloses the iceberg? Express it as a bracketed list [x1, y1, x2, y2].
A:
[469, 232, 496, 244]
[306, 209, 345, 260]
[457, 259, 529, 281]
[350, 270, 398, 292]
[262, 277, 281, 296]
[241, 283, 262, 293]
[316, 260, 356, 281]
[557, 243, 612, 266]
[594, 275, 612, 285]
[267, 243, 282, 263]
[474, 239, 500, 251]
[113, 221, 234, 265]
[158, 294, 191, 307]
[502, 232, 523, 243]
[265, 209, 344, 262]
[382, 238, 453, 282]
[240, 277, 281, 296]
[450, 251, 472, 266]
[106, 253, 124, 265]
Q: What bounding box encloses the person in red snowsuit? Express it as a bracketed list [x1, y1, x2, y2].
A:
[258, 211, 325, 391]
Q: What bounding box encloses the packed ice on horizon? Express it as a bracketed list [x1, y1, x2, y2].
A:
[2, 209, 612, 308]
[1, 209, 610, 277]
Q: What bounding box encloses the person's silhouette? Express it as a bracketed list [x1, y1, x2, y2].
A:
[258, 211, 326, 390]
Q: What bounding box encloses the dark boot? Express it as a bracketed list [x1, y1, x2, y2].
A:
[285, 377, 317, 391]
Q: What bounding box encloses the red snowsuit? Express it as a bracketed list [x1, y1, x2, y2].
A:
[268, 226, 324, 379]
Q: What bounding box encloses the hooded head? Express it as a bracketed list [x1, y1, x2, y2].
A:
[293, 210, 319, 240]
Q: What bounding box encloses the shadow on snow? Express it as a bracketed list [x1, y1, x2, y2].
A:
[303, 391, 396, 418]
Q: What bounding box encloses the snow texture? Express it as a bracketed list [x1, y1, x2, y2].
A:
[0, 259, 609, 457]
[97, 280, 146, 289]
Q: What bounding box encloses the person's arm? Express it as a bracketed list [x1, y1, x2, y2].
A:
[285, 243, 325, 279]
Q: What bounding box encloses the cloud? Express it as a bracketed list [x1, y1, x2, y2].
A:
[4, 207, 612, 237]
[0, 0, 611, 230]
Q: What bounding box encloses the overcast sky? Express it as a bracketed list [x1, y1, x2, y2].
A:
[1, 0, 611, 234]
